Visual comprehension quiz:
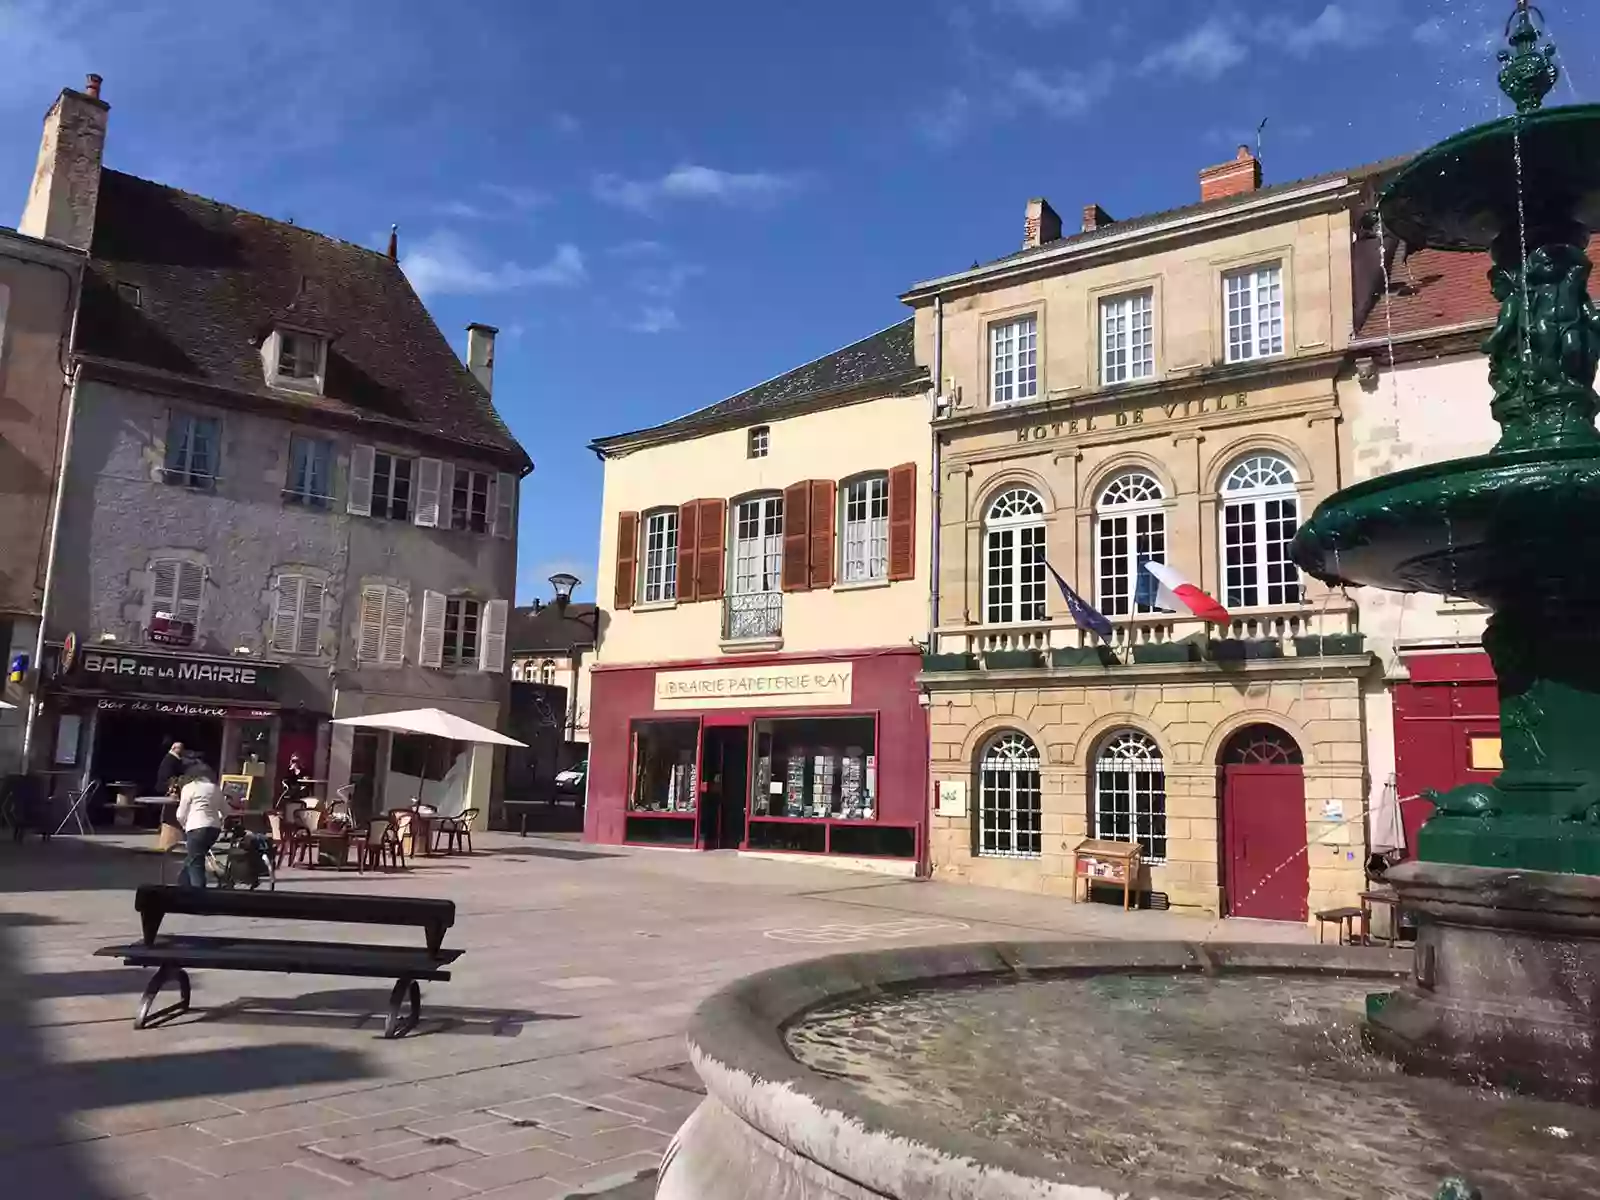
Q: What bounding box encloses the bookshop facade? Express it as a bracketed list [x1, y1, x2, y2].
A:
[585, 648, 927, 870]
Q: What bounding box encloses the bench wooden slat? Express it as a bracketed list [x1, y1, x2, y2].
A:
[97, 937, 458, 981]
[133, 885, 455, 953]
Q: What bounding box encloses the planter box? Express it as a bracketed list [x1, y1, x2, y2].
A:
[1051, 645, 1117, 668]
[1294, 633, 1367, 657]
[1207, 638, 1285, 662]
[922, 652, 976, 673]
[1131, 642, 1200, 664]
[983, 648, 1045, 670]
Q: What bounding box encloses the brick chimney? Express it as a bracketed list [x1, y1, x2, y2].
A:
[1022, 197, 1063, 250]
[19, 75, 109, 251]
[1081, 204, 1114, 233]
[1199, 145, 1262, 203]
[466, 323, 497, 394]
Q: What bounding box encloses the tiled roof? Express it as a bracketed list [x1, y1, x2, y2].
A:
[1355, 234, 1600, 341]
[591, 318, 922, 451]
[78, 170, 530, 469]
[511, 602, 598, 653]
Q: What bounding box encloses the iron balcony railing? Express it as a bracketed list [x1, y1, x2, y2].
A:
[725, 591, 783, 641]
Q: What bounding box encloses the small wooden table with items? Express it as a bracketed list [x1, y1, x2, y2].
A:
[1072, 838, 1143, 910]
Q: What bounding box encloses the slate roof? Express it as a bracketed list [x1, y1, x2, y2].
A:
[590, 318, 922, 452]
[511, 602, 598, 654]
[1353, 234, 1600, 341]
[77, 170, 530, 469]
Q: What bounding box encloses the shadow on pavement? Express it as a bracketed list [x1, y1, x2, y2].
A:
[195, 986, 579, 1037]
[0, 836, 162, 894]
[490, 844, 621, 862]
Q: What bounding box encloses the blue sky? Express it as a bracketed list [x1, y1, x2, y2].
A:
[0, 0, 1593, 603]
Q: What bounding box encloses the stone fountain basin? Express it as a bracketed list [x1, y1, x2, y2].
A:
[1291, 442, 1600, 599]
[656, 941, 1407, 1200]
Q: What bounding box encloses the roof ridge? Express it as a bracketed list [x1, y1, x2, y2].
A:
[100, 168, 397, 264]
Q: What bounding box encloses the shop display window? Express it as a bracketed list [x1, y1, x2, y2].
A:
[750, 716, 877, 821]
[629, 719, 700, 813]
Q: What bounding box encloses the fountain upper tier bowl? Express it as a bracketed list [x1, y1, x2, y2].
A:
[1379, 104, 1600, 249]
[1290, 442, 1600, 602]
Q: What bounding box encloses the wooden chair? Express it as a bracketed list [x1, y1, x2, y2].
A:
[432, 808, 479, 855]
[354, 816, 406, 873]
[268, 810, 313, 869]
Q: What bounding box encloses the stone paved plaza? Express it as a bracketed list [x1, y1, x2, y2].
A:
[0, 832, 1311, 1198]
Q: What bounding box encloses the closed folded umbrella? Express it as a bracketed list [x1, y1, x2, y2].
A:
[1369, 773, 1406, 857]
[0, 700, 16, 710]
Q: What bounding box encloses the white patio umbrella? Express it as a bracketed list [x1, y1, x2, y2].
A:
[331, 707, 526, 811]
[0, 700, 15, 710]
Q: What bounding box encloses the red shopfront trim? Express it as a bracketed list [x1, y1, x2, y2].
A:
[586, 647, 927, 863]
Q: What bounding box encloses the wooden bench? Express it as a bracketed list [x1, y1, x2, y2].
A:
[95, 886, 463, 1038]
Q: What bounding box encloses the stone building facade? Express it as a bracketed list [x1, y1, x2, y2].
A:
[903, 151, 1391, 918]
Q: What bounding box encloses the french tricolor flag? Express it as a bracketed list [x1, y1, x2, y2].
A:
[1137, 559, 1230, 625]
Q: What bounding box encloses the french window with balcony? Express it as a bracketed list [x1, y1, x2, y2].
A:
[1095, 471, 1167, 617]
[727, 494, 784, 640]
[983, 488, 1046, 624]
[1220, 453, 1302, 609]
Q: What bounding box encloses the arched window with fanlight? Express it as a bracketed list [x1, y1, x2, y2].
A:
[984, 487, 1047, 624]
[977, 731, 1042, 858]
[1095, 471, 1167, 618]
[1093, 730, 1166, 862]
[1219, 453, 1302, 609]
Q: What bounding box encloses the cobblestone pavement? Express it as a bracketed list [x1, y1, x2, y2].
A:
[0, 832, 1312, 1198]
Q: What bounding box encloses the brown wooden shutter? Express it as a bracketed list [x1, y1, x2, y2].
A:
[614, 511, 639, 609]
[781, 481, 812, 592]
[887, 463, 917, 582]
[676, 501, 700, 602]
[808, 480, 836, 588]
[694, 498, 727, 601]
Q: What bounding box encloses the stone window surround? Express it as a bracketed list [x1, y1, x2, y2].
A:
[264, 326, 328, 396]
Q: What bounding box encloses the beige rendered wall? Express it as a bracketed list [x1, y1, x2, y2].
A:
[594, 390, 933, 667]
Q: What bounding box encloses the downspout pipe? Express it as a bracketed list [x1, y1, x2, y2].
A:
[921, 295, 944, 881]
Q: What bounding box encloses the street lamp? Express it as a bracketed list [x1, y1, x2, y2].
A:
[546, 574, 600, 742]
[549, 572, 581, 611]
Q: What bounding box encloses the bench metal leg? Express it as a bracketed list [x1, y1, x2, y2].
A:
[386, 977, 421, 1039]
[135, 964, 191, 1030]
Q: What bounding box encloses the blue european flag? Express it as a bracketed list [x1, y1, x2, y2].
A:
[1045, 561, 1113, 642]
[1133, 555, 1162, 611]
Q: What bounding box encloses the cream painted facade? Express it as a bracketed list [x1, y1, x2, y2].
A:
[593, 387, 933, 667]
[907, 165, 1382, 919]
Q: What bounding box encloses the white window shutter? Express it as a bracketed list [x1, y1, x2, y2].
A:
[418, 589, 446, 668]
[358, 584, 385, 663]
[493, 472, 516, 539]
[414, 458, 443, 527]
[439, 462, 456, 530]
[150, 560, 178, 620]
[479, 598, 508, 672]
[297, 578, 325, 656]
[272, 575, 302, 653]
[381, 585, 409, 664]
[176, 562, 204, 624]
[348, 444, 375, 516]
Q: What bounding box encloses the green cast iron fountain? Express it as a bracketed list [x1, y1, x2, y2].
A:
[1293, 1, 1600, 874]
[1294, 1, 1600, 1107]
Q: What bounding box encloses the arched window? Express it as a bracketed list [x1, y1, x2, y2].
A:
[1093, 730, 1166, 861]
[1220, 454, 1301, 609]
[1095, 471, 1167, 618]
[1221, 724, 1303, 765]
[984, 488, 1047, 624]
[538, 659, 557, 685]
[511, 661, 524, 682]
[977, 732, 1042, 858]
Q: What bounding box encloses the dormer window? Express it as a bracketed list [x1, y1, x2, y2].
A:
[266, 328, 326, 394]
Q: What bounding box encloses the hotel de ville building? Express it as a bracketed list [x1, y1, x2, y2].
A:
[905, 147, 1400, 921]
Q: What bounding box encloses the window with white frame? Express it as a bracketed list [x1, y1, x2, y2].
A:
[1095, 471, 1167, 618]
[271, 574, 326, 656]
[372, 453, 413, 521]
[1100, 291, 1155, 385]
[983, 488, 1047, 624]
[539, 659, 556, 685]
[748, 426, 769, 459]
[841, 475, 889, 583]
[442, 597, 482, 667]
[451, 468, 491, 533]
[1220, 454, 1302, 609]
[276, 331, 322, 382]
[511, 661, 524, 681]
[977, 731, 1042, 858]
[163, 412, 219, 488]
[1224, 263, 1285, 363]
[990, 314, 1038, 405]
[1093, 730, 1166, 862]
[733, 495, 784, 595]
[642, 509, 679, 603]
[284, 436, 333, 507]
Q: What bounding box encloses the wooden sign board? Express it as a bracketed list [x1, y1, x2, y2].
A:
[219, 774, 256, 811]
[1072, 837, 1142, 909]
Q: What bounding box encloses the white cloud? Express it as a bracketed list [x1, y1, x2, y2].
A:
[550, 111, 581, 136]
[482, 183, 550, 212]
[627, 306, 680, 334]
[593, 164, 801, 214]
[401, 232, 586, 297]
[1268, 3, 1390, 56]
[632, 262, 704, 300]
[917, 88, 973, 147]
[992, 0, 1079, 25]
[1009, 65, 1114, 118]
[1141, 18, 1248, 81]
[1412, 17, 1447, 46]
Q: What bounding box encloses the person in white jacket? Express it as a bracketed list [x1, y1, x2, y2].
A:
[175, 761, 229, 888]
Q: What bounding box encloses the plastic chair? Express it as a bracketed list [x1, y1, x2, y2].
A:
[433, 808, 479, 855]
[354, 816, 406, 872]
[268, 810, 313, 868]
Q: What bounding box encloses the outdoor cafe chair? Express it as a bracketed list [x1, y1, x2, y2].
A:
[267, 811, 312, 869]
[53, 779, 100, 837]
[432, 808, 479, 855]
[353, 816, 406, 873]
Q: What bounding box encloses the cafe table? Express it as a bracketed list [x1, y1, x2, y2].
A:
[133, 796, 182, 851]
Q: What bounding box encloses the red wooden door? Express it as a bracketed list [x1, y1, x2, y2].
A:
[1223, 764, 1309, 922]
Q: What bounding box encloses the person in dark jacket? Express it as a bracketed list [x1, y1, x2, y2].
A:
[155, 741, 186, 796]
